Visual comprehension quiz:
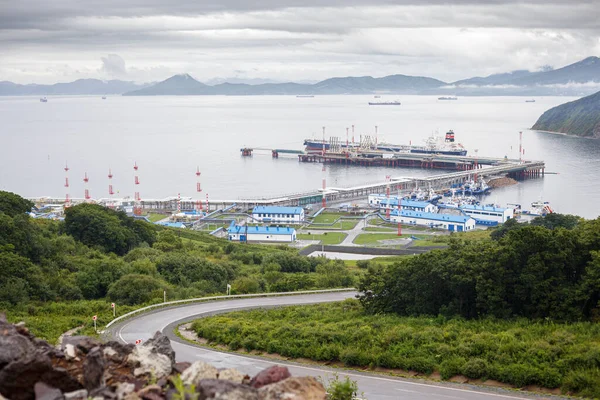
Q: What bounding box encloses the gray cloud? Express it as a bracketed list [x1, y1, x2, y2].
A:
[100, 54, 127, 77]
[0, 1, 598, 84]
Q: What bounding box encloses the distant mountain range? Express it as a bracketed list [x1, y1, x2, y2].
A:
[0, 79, 147, 96]
[532, 90, 600, 138]
[2, 56, 599, 97]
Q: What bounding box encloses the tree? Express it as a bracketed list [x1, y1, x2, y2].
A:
[64, 204, 156, 255]
[0, 191, 33, 217]
[107, 274, 166, 305]
[530, 213, 581, 230]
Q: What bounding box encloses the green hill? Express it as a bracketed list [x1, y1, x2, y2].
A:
[532, 90, 600, 138]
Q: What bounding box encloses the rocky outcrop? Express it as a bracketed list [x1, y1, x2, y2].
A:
[0, 315, 327, 400]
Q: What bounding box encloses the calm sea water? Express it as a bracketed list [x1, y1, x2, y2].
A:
[1, 95, 598, 218]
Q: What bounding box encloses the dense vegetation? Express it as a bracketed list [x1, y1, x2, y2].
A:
[0, 191, 356, 342]
[532, 90, 600, 138]
[359, 214, 600, 321]
[193, 300, 600, 397]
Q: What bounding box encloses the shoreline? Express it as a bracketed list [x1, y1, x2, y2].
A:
[530, 128, 599, 139]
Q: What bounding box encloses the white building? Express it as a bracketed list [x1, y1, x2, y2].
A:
[228, 224, 296, 242]
[252, 206, 305, 223]
[459, 205, 514, 226]
[390, 209, 476, 232]
[368, 194, 438, 213]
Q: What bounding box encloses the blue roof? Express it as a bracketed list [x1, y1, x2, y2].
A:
[252, 206, 303, 215]
[156, 221, 186, 228]
[380, 198, 433, 209]
[391, 209, 472, 224]
[228, 225, 296, 235]
[460, 204, 509, 212]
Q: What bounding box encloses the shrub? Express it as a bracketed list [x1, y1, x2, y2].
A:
[439, 356, 466, 380]
[322, 374, 360, 400]
[462, 358, 488, 379]
[562, 369, 600, 398]
[107, 274, 166, 305]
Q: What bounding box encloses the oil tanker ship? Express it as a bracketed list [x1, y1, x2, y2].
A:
[303, 130, 468, 156]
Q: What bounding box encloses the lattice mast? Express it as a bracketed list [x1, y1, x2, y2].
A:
[64, 162, 70, 205]
[195, 167, 203, 213]
[83, 172, 90, 201]
[133, 162, 141, 215]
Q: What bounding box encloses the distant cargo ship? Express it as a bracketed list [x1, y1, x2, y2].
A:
[304, 129, 467, 156]
[296, 95, 315, 98]
[40, 97, 48, 103]
[368, 100, 401, 105]
[525, 99, 536, 103]
[438, 96, 458, 100]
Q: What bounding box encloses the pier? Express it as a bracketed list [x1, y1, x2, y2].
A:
[240, 147, 304, 158]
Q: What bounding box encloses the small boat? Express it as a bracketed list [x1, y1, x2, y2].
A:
[438, 96, 458, 100]
[296, 95, 314, 98]
[40, 97, 48, 103]
[523, 200, 553, 216]
[525, 99, 536, 103]
[374, 95, 381, 98]
[368, 100, 401, 106]
[102, 96, 107, 100]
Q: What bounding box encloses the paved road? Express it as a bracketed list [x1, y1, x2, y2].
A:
[108, 292, 562, 400]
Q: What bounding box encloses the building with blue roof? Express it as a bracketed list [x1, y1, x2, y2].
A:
[458, 204, 513, 225]
[390, 209, 475, 232]
[228, 223, 296, 242]
[252, 206, 305, 224]
[368, 194, 437, 213]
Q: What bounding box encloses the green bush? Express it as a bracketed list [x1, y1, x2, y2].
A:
[462, 358, 488, 379]
[439, 356, 466, 380]
[107, 274, 166, 305]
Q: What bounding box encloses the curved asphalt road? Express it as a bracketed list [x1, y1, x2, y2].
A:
[108, 292, 562, 400]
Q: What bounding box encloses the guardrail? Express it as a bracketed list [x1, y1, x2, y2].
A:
[104, 288, 356, 329]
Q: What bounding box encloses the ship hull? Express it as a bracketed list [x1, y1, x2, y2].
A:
[303, 140, 467, 156]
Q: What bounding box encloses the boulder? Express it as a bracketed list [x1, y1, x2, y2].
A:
[196, 379, 259, 400]
[250, 366, 291, 389]
[180, 361, 218, 385]
[61, 336, 102, 355]
[217, 368, 248, 384]
[257, 377, 327, 400]
[63, 389, 88, 400]
[83, 347, 105, 391]
[127, 334, 174, 379]
[34, 382, 64, 400]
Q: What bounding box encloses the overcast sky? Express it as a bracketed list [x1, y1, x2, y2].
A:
[1, 0, 599, 84]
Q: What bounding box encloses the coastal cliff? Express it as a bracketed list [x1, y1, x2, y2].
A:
[531, 90, 600, 138]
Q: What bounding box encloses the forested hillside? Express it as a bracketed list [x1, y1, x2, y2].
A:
[0, 191, 355, 341]
[532, 90, 600, 138]
[358, 215, 600, 321]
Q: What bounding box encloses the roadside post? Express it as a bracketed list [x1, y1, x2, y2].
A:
[111, 303, 115, 318]
[226, 284, 231, 296]
[92, 315, 97, 332]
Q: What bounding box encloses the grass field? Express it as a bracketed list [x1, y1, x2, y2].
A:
[352, 233, 429, 245]
[147, 212, 168, 222]
[297, 232, 347, 245]
[192, 300, 600, 398]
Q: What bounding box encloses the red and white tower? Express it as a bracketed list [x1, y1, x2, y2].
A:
[195, 167, 203, 213]
[108, 169, 114, 196]
[133, 162, 141, 215]
[205, 193, 209, 212]
[352, 124, 355, 145]
[64, 162, 70, 206]
[322, 126, 326, 155]
[83, 172, 91, 201]
[519, 131, 523, 163]
[177, 193, 181, 213]
[346, 127, 349, 150]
